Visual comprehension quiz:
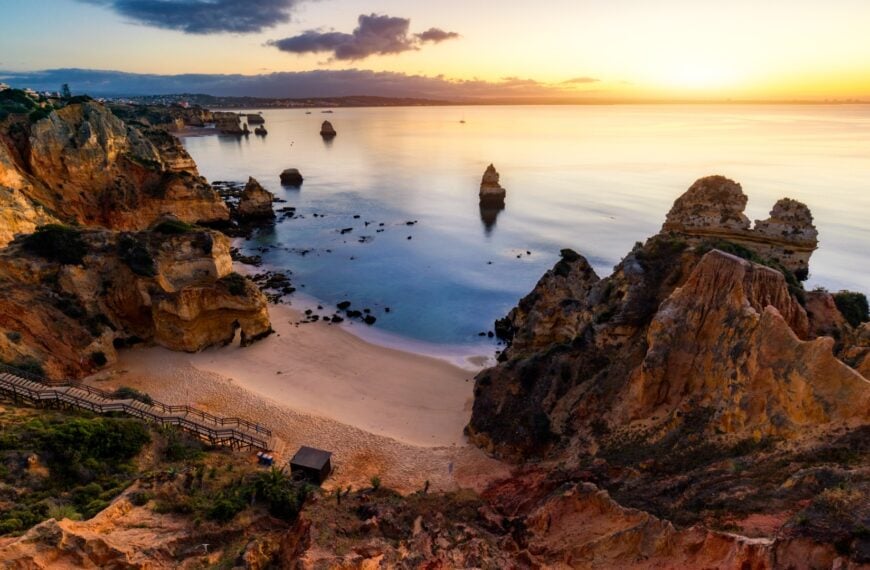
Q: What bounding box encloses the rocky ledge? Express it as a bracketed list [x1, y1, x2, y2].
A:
[0, 98, 229, 247]
[661, 175, 818, 275]
[479, 163, 506, 205]
[0, 222, 270, 379]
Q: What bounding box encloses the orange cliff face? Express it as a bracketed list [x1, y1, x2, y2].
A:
[0, 227, 271, 380]
[0, 101, 228, 247]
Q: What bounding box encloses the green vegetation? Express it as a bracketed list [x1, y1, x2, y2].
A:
[697, 238, 806, 302]
[0, 410, 150, 534]
[21, 225, 88, 266]
[110, 386, 153, 405]
[118, 234, 156, 277]
[152, 219, 196, 235]
[0, 89, 43, 122]
[833, 291, 869, 327]
[221, 272, 248, 296]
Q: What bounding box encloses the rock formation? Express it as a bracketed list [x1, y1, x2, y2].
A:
[279, 168, 304, 187]
[466, 176, 869, 564]
[237, 177, 275, 220]
[479, 163, 506, 205]
[0, 100, 229, 247]
[246, 113, 265, 125]
[320, 120, 336, 138]
[214, 111, 249, 135]
[662, 175, 818, 275]
[0, 224, 270, 379]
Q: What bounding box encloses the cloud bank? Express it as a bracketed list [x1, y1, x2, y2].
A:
[78, 0, 301, 34]
[268, 14, 460, 60]
[0, 68, 602, 101]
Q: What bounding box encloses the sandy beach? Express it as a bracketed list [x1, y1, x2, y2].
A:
[88, 303, 510, 494]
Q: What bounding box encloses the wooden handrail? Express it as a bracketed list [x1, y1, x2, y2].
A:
[0, 363, 271, 437]
[0, 365, 271, 450]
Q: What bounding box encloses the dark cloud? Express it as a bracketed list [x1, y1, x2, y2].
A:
[268, 14, 459, 60]
[78, 0, 300, 34]
[0, 68, 600, 101]
[416, 28, 460, 43]
[562, 76, 600, 84]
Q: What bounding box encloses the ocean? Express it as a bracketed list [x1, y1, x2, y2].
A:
[181, 104, 870, 357]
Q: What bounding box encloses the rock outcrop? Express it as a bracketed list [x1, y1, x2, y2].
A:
[0, 225, 270, 379]
[237, 177, 275, 220]
[0, 100, 229, 247]
[320, 120, 336, 138]
[662, 175, 818, 275]
[479, 163, 506, 205]
[214, 111, 249, 135]
[279, 168, 304, 187]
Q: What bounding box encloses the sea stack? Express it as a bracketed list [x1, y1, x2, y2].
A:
[237, 177, 275, 219]
[320, 120, 337, 139]
[479, 164, 506, 206]
[280, 168, 304, 187]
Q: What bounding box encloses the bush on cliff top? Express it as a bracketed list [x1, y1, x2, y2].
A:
[21, 224, 88, 266]
[834, 291, 869, 328]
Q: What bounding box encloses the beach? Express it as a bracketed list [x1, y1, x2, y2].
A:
[88, 303, 510, 494]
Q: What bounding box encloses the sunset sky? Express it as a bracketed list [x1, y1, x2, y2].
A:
[2, 0, 869, 100]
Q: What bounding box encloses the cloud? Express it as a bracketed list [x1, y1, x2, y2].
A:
[562, 76, 601, 84]
[78, 0, 301, 34]
[268, 13, 460, 60]
[0, 68, 603, 101]
[416, 28, 460, 43]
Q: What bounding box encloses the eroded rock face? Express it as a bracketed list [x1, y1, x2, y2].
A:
[0, 101, 229, 247]
[662, 175, 818, 274]
[479, 163, 506, 205]
[237, 177, 275, 220]
[0, 227, 270, 379]
[469, 178, 866, 461]
[620, 250, 867, 435]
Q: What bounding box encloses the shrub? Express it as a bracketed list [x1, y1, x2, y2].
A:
[833, 291, 869, 327]
[47, 503, 82, 522]
[111, 386, 153, 405]
[370, 475, 382, 490]
[160, 426, 204, 461]
[90, 352, 107, 366]
[118, 235, 156, 277]
[152, 219, 195, 235]
[221, 272, 248, 296]
[21, 225, 88, 265]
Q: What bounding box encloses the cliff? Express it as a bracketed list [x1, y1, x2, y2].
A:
[0, 99, 228, 247]
[467, 176, 869, 565]
[0, 224, 270, 379]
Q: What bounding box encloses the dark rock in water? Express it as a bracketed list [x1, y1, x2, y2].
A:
[254, 125, 267, 136]
[331, 315, 344, 323]
[247, 113, 265, 125]
[353, 215, 361, 219]
[346, 310, 363, 319]
[364, 315, 377, 326]
[407, 236, 413, 240]
[384, 307, 391, 313]
[280, 168, 304, 186]
[337, 301, 351, 310]
[237, 177, 275, 220]
[479, 163, 507, 206]
[340, 228, 353, 235]
[320, 120, 337, 138]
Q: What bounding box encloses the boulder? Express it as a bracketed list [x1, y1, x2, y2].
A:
[320, 120, 337, 138]
[280, 168, 304, 187]
[479, 164, 506, 205]
[237, 177, 275, 219]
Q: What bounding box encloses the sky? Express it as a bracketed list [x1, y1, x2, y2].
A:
[1, 0, 869, 100]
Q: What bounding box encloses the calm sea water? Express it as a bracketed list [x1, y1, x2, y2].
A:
[182, 105, 870, 354]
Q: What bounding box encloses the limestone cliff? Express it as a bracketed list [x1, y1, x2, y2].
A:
[662, 175, 818, 275]
[0, 100, 228, 247]
[0, 225, 270, 379]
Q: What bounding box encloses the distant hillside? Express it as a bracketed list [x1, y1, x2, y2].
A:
[126, 93, 459, 109]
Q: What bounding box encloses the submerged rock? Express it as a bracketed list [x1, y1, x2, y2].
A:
[320, 120, 337, 138]
[479, 164, 506, 206]
[280, 168, 304, 187]
[237, 177, 275, 220]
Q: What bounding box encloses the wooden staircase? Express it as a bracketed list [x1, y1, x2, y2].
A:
[0, 364, 273, 451]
